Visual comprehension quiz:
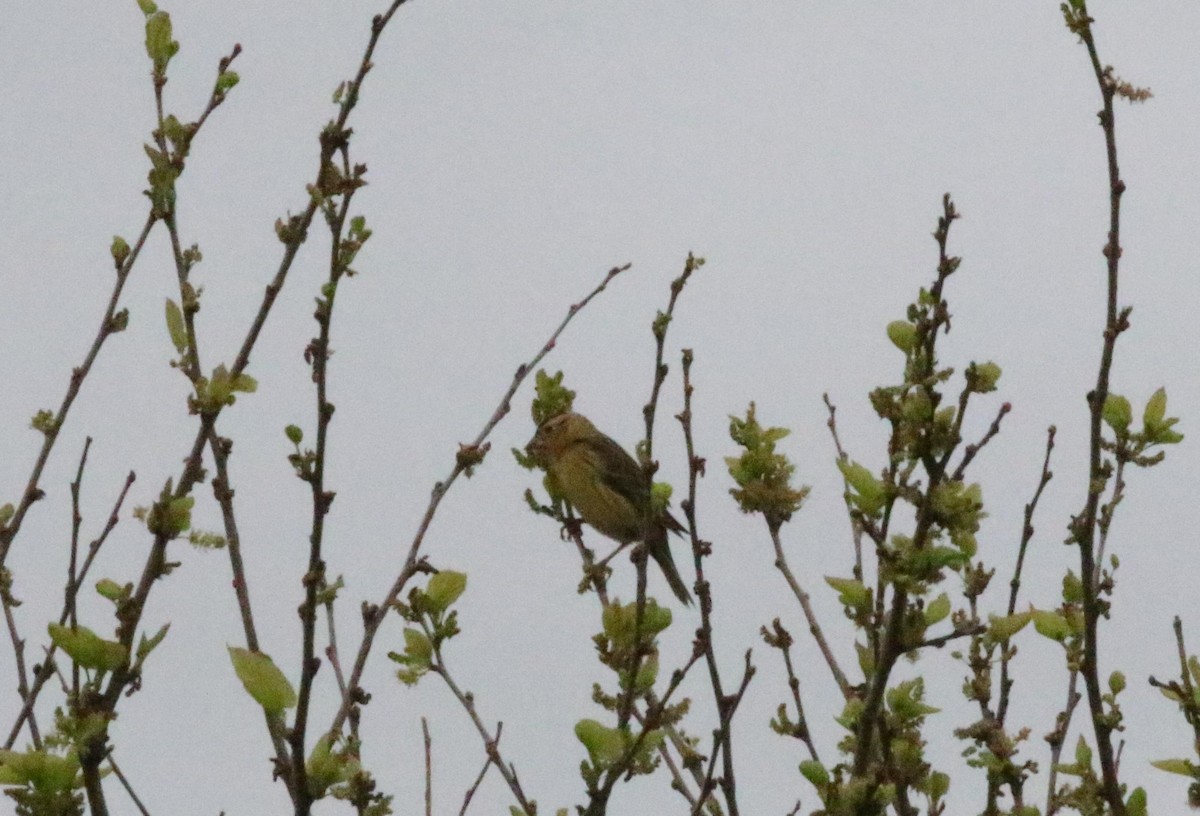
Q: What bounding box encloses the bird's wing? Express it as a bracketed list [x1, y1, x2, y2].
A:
[581, 433, 650, 507]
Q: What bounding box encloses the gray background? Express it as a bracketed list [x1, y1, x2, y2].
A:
[2, 2, 1198, 813]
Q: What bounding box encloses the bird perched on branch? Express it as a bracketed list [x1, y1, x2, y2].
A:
[526, 412, 692, 605]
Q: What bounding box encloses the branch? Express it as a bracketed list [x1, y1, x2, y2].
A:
[1066, 4, 1132, 811]
[329, 262, 629, 737]
[767, 524, 852, 700]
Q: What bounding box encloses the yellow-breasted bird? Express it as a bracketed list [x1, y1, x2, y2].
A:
[526, 412, 693, 605]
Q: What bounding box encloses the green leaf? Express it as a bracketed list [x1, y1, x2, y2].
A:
[403, 628, 432, 663]
[1032, 609, 1071, 642]
[825, 576, 871, 610]
[215, 70, 240, 94]
[887, 320, 918, 352]
[927, 771, 950, 800]
[1102, 394, 1132, 433]
[47, 623, 127, 672]
[969, 361, 1002, 393]
[231, 373, 257, 393]
[144, 11, 179, 70]
[1062, 571, 1084, 603]
[165, 298, 187, 353]
[575, 719, 625, 767]
[1074, 735, 1092, 767]
[1143, 387, 1167, 428]
[924, 593, 951, 626]
[95, 579, 126, 602]
[228, 646, 297, 712]
[0, 503, 13, 526]
[0, 748, 81, 792]
[136, 0, 158, 15]
[425, 571, 467, 613]
[110, 235, 130, 266]
[987, 611, 1032, 642]
[837, 460, 886, 515]
[1108, 670, 1126, 695]
[136, 623, 170, 663]
[1125, 787, 1147, 816]
[1150, 758, 1195, 777]
[799, 759, 829, 788]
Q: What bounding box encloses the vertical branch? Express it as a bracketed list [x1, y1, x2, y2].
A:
[422, 717, 433, 816]
[678, 349, 745, 816]
[292, 133, 366, 810]
[1063, 4, 1142, 811]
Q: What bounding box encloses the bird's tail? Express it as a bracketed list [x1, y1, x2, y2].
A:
[648, 521, 692, 606]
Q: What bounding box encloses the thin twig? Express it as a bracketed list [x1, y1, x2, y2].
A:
[457, 746, 494, 816]
[997, 426, 1056, 726]
[430, 659, 534, 814]
[0, 214, 154, 571]
[5, 470, 136, 749]
[1045, 669, 1083, 815]
[107, 751, 152, 816]
[823, 394, 864, 582]
[329, 262, 630, 737]
[767, 524, 852, 699]
[950, 401, 1012, 481]
[422, 717, 433, 816]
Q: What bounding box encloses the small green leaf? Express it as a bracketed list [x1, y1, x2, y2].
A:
[799, 759, 829, 788]
[825, 576, 871, 609]
[924, 593, 951, 626]
[927, 771, 950, 800]
[136, 0, 158, 15]
[228, 646, 297, 712]
[1102, 394, 1132, 433]
[144, 11, 179, 70]
[1125, 787, 1147, 816]
[1032, 609, 1071, 642]
[403, 628, 432, 663]
[95, 579, 126, 602]
[231, 373, 257, 393]
[285, 425, 304, 445]
[110, 235, 130, 267]
[48, 623, 127, 672]
[987, 611, 1032, 642]
[1108, 670, 1126, 695]
[969, 361, 1002, 393]
[1150, 758, 1195, 777]
[165, 298, 187, 353]
[136, 623, 170, 663]
[0, 503, 14, 527]
[1074, 735, 1092, 767]
[215, 70, 240, 94]
[575, 719, 625, 767]
[887, 320, 918, 353]
[837, 460, 886, 515]
[425, 571, 467, 613]
[1062, 571, 1084, 603]
[1144, 387, 1167, 428]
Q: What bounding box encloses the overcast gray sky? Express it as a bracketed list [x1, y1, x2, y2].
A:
[3, 2, 1200, 814]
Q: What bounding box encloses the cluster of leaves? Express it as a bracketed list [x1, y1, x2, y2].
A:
[387, 571, 467, 686]
[726, 402, 810, 529]
[578, 599, 685, 792]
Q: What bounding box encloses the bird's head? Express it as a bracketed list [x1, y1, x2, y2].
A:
[526, 412, 596, 466]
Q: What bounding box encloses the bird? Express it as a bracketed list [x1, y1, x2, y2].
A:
[526, 412, 693, 605]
